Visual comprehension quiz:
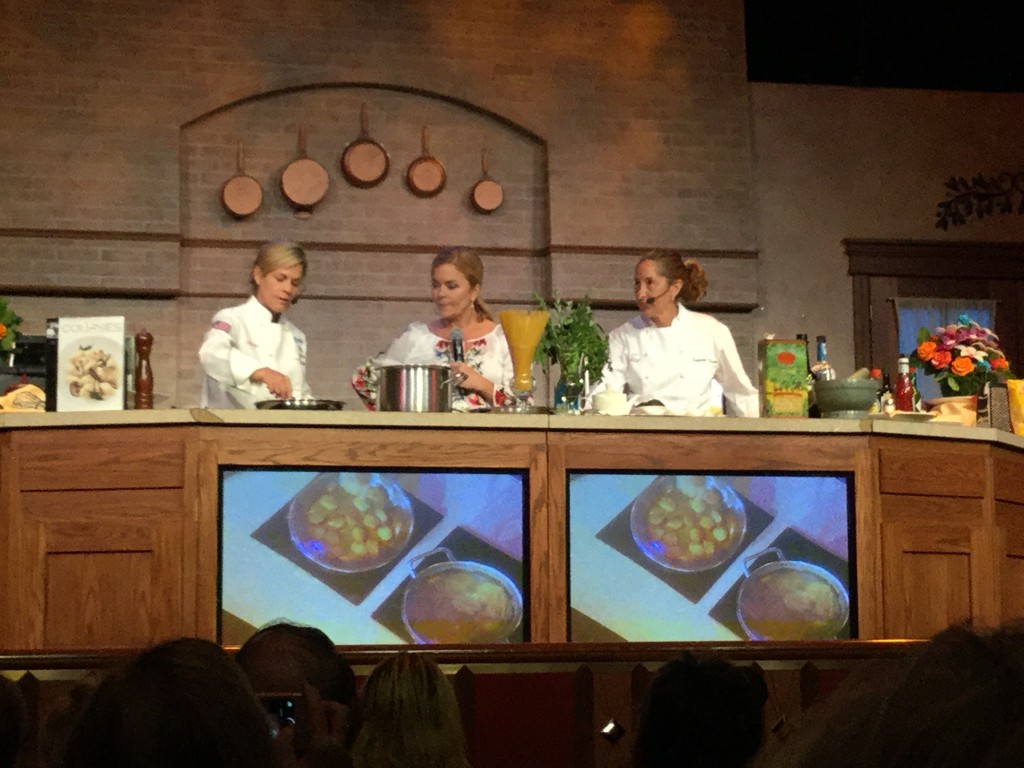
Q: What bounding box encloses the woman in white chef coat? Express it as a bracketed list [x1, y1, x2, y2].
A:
[199, 241, 312, 408]
[596, 251, 759, 417]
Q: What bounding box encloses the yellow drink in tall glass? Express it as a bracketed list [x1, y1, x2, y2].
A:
[499, 310, 549, 394]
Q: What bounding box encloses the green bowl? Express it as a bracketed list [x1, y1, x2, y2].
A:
[813, 379, 879, 416]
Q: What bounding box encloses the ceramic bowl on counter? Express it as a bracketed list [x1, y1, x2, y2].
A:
[813, 378, 879, 417]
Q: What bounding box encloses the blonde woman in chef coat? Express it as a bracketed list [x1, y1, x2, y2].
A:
[199, 241, 312, 408]
[596, 251, 759, 417]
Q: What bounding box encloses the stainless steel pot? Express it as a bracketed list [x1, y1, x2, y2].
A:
[377, 364, 453, 412]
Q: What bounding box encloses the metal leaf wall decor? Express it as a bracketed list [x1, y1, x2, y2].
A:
[935, 171, 1024, 230]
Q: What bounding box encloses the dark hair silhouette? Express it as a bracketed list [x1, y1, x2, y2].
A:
[62, 637, 276, 768]
[235, 621, 356, 707]
[633, 652, 768, 768]
[761, 623, 1024, 768]
[0, 675, 26, 768]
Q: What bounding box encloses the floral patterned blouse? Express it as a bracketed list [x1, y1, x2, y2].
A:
[351, 322, 515, 411]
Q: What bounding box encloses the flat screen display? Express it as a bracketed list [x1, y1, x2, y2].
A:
[568, 472, 855, 642]
[219, 468, 528, 646]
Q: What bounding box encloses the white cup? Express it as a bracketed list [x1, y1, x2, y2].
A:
[592, 390, 630, 416]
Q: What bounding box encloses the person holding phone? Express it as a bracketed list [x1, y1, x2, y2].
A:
[199, 241, 313, 408]
[594, 251, 759, 417]
[236, 623, 356, 768]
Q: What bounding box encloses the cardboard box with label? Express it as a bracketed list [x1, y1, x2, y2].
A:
[759, 339, 809, 417]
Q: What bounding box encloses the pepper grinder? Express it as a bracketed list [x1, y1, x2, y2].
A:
[134, 330, 154, 410]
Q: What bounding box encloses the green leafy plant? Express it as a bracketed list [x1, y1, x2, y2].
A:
[0, 297, 22, 353]
[533, 294, 609, 386]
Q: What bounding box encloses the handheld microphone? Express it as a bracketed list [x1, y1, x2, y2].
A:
[450, 329, 465, 362]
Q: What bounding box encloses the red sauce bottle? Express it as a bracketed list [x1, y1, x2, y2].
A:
[893, 355, 915, 412]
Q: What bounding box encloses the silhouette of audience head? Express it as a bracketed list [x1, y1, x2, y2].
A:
[633, 652, 768, 768]
[761, 623, 1024, 768]
[61, 637, 276, 768]
[0, 675, 26, 768]
[235, 622, 355, 707]
[352, 652, 469, 768]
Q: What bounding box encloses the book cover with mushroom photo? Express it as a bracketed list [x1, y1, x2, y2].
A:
[56, 316, 126, 411]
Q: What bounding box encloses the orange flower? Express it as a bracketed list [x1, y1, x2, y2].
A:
[950, 356, 975, 377]
[991, 356, 1009, 371]
[931, 350, 952, 369]
[0, 323, 6, 340]
[916, 340, 937, 361]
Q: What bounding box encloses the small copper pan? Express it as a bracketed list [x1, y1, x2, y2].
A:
[281, 125, 330, 219]
[470, 148, 503, 214]
[406, 126, 445, 198]
[340, 104, 389, 188]
[220, 141, 263, 219]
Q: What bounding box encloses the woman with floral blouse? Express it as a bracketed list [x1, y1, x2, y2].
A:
[351, 247, 514, 411]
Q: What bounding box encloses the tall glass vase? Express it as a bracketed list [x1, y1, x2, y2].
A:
[554, 374, 584, 413]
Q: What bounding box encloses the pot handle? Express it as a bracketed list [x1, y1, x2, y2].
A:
[407, 546, 454, 576]
[743, 547, 784, 576]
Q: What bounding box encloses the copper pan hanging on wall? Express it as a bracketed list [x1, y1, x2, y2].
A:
[220, 141, 263, 219]
[281, 125, 330, 219]
[406, 126, 446, 198]
[340, 104, 389, 188]
[469, 148, 503, 214]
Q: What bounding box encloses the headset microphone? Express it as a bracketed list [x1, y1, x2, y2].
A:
[645, 290, 671, 305]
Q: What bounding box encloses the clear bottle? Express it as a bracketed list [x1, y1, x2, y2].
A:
[880, 372, 894, 414]
[797, 333, 819, 418]
[810, 335, 837, 381]
[869, 368, 883, 413]
[893, 356, 915, 412]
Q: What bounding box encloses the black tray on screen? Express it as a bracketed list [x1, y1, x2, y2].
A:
[569, 608, 628, 643]
[371, 526, 525, 643]
[708, 526, 853, 640]
[251, 478, 443, 606]
[595, 477, 773, 603]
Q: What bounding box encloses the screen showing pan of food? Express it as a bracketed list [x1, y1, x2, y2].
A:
[568, 472, 856, 642]
[219, 468, 528, 646]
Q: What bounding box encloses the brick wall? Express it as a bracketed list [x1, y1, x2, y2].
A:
[1, 0, 758, 407]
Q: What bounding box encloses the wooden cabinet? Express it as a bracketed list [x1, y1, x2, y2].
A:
[0, 427, 198, 649]
[2, 417, 1024, 649]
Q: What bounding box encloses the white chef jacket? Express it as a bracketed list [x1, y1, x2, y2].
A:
[198, 295, 312, 408]
[597, 306, 759, 417]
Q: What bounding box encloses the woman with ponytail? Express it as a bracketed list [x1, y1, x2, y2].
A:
[351, 247, 513, 411]
[595, 250, 759, 417]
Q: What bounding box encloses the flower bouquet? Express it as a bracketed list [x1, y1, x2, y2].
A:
[909, 314, 1013, 397]
[0, 297, 22, 354]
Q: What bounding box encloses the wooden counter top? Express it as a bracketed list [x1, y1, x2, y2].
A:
[3, 408, 1023, 450]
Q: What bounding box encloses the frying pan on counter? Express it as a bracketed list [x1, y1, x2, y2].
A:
[255, 398, 345, 411]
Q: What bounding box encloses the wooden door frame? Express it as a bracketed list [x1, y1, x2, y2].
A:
[846, 239, 1024, 371]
